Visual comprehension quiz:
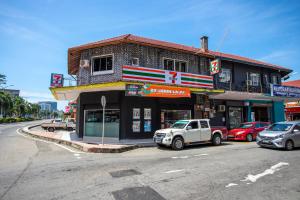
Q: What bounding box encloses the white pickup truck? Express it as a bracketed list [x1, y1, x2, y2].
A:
[41, 118, 76, 132]
[153, 119, 228, 150]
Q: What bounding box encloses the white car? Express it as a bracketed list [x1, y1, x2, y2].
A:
[153, 119, 228, 150]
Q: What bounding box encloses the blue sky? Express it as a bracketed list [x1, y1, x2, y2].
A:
[1, 0, 300, 110]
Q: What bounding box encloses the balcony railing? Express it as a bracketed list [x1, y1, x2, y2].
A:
[216, 81, 271, 94]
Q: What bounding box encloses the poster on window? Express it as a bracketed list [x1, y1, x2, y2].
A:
[144, 108, 151, 120]
[132, 121, 140, 132]
[133, 108, 140, 119]
[144, 120, 151, 132]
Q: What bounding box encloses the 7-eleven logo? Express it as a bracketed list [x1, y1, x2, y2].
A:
[165, 71, 181, 84]
[210, 59, 220, 75]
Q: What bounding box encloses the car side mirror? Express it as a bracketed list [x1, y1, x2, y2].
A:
[186, 126, 192, 130]
[293, 129, 300, 133]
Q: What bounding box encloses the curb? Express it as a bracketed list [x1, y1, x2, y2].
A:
[21, 125, 138, 153]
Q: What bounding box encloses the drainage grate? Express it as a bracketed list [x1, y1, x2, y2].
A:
[109, 169, 141, 178]
[112, 186, 166, 200]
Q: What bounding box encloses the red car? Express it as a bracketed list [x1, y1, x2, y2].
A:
[227, 122, 270, 141]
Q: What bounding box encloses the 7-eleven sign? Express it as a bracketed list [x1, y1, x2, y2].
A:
[210, 59, 221, 75]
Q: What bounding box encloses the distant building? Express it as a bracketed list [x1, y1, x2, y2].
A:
[38, 101, 57, 112]
[2, 89, 20, 97]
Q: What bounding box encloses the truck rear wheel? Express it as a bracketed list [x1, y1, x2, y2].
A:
[172, 137, 184, 150]
[67, 127, 74, 131]
[212, 134, 222, 145]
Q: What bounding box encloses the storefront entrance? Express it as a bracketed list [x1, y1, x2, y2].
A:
[84, 109, 120, 142]
[228, 107, 243, 129]
[160, 109, 191, 128]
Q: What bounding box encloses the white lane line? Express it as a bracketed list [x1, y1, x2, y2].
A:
[240, 162, 289, 183]
[171, 156, 189, 159]
[194, 153, 208, 157]
[164, 169, 184, 174]
[225, 183, 238, 188]
[16, 128, 85, 154]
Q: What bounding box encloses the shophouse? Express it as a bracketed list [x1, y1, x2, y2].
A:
[50, 34, 292, 142]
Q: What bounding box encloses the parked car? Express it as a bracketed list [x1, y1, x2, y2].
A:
[227, 122, 270, 142]
[41, 118, 76, 132]
[256, 121, 300, 150]
[153, 119, 228, 150]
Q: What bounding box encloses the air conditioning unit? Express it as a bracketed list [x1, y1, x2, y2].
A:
[246, 80, 252, 86]
[218, 105, 226, 112]
[80, 59, 90, 68]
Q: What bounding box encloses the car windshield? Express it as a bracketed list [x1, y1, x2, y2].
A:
[239, 123, 253, 129]
[267, 123, 293, 131]
[171, 121, 189, 129]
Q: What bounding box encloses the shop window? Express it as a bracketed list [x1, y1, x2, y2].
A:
[249, 73, 260, 86]
[131, 57, 139, 66]
[200, 121, 209, 128]
[163, 58, 187, 72]
[92, 55, 113, 75]
[84, 109, 120, 138]
[219, 68, 231, 83]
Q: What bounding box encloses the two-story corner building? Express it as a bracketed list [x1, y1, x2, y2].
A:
[50, 34, 292, 142]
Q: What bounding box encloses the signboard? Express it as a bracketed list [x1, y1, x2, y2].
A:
[271, 84, 300, 98]
[101, 96, 106, 108]
[50, 73, 64, 87]
[125, 84, 143, 96]
[122, 65, 213, 89]
[132, 121, 140, 132]
[133, 108, 140, 119]
[65, 106, 70, 113]
[126, 84, 191, 98]
[210, 59, 221, 75]
[144, 108, 151, 120]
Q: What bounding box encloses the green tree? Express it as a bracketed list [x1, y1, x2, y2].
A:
[0, 74, 6, 87]
[0, 91, 13, 117]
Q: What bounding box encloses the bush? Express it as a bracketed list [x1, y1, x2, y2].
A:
[0, 117, 35, 123]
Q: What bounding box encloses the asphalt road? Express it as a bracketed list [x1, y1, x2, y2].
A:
[0, 122, 299, 200]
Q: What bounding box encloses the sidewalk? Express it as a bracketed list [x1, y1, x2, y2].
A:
[21, 125, 140, 153]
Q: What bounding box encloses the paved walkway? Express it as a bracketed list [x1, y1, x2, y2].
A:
[22, 126, 138, 153]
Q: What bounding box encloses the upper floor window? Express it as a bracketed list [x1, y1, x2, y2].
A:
[163, 58, 187, 72]
[131, 57, 139, 66]
[272, 75, 278, 84]
[249, 73, 260, 86]
[92, 55, 113, 75]
[263, 74, 269, 86]
[219, 68, 231, 83]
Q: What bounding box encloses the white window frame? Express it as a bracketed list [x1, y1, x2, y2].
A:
[219, 68, 231, 83]
[162, 57, 188, 72]
[250, 73, 260, 86]
[91, 54, 114, 75]
[131, 57, 139, 66]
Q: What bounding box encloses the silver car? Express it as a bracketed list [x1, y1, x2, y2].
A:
[256, 121, 300, 150]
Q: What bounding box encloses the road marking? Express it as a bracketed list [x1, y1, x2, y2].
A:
[164, 169, 184, 174]
[240, 162, 289, 183]
[194, 153, 208, 157]
[171, 156, 189, 159]
[225, 183, 238, 188]
[16, 128, 84, 154]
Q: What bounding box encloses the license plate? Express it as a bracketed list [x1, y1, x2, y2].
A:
[262, 140, 271, 144]
[155, 138, 162, 143]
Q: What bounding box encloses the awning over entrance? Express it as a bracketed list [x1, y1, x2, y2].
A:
[50, 81, 224, 101]
[209, 91, 300, 102]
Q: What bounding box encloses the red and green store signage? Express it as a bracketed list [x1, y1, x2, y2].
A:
[122, 65, 213, 89]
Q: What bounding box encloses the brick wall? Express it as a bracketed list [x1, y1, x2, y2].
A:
[77, 43, 210, 85]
